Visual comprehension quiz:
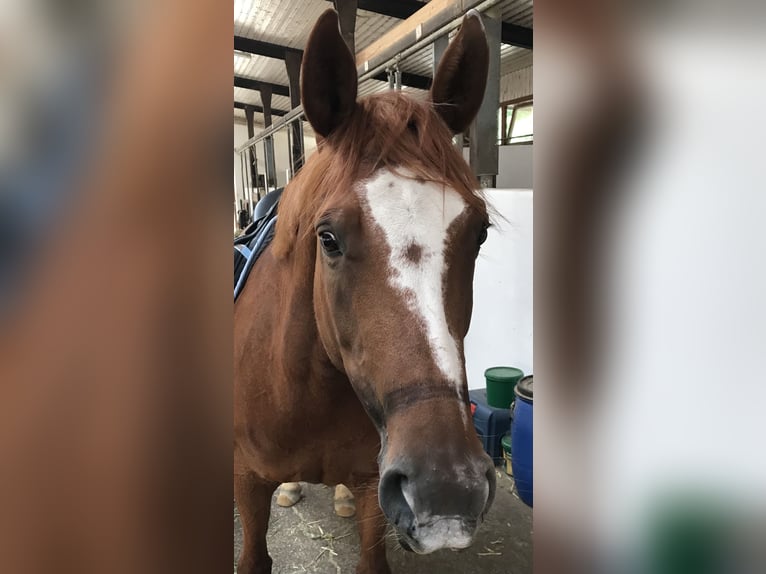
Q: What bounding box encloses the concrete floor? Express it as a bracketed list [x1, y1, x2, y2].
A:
[234, 470, 532, 573]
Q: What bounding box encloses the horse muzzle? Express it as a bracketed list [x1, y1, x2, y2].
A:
[378, 452, 496, 554]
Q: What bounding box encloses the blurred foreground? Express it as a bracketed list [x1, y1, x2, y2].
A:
[535, 1, 766, 572]
[0, 1, 232, 572]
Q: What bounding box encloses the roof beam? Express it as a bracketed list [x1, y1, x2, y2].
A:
[343, 0, 424, 20]
[234, 102, 288, 116]
[326, 0, 533, 49]
[234, 36, 302, 60]
[234, 76, 290, 97]
[235, 41, 432, 90]
[501, 22, 532, 50]
[371, 70, 430, 90]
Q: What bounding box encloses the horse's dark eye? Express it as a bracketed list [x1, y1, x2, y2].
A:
[319, 231, 342, 256]
[478, 225, 489, 247]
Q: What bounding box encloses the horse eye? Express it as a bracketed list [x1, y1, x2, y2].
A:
[319, 231, 342, 256]
[478, 225, 489, 247]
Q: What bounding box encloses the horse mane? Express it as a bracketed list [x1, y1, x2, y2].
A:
[272, 91, 487, 258]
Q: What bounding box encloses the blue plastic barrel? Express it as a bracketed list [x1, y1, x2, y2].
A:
[511, 375, 533, 506]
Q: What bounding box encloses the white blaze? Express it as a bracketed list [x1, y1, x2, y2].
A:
[359, 168, 467, 415]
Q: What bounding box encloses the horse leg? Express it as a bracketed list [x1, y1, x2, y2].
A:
[352, 484, 391, 574]
[235, 471, 278, 574]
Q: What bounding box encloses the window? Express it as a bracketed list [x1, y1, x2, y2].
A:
[498, 99, 533, 145]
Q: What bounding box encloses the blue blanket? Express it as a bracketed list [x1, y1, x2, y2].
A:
[234, 188, 282, 301]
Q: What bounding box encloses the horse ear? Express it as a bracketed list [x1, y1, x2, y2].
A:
[429, 11, 489, 134]
[301, 9, 358, 139]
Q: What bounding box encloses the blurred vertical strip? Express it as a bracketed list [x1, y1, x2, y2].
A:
[0, 1, 232, 572]
[534, 0, 642, 571]
[536, 0, 766, 573]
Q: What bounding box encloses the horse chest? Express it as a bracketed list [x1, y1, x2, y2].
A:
[237, 374, 380, 485]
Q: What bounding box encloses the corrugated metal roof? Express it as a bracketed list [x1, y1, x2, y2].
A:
[234, 0, 532, 125]
[500, 0, 533, 27]
[235, 0, 405, 51]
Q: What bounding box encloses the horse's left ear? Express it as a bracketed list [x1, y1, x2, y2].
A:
[429, 10, 489, 134]
[301, 9, 358, 139]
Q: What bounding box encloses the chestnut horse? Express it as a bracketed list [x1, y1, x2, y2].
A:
[234, 9, 494, 574]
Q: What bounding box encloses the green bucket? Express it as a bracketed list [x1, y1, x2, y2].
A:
[484, 366, 524, 409]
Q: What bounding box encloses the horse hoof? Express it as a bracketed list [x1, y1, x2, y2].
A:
[334, 484, 356, 517]
[334, 499, 356, 517]
[276, 482, 303, 507]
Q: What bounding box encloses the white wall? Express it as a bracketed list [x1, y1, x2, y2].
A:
[497, 145, 533, 189]
[462, 144, 533, 189]
[465, 188, 533, 389]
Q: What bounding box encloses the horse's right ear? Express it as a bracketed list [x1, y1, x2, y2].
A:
[301, 10, 358, 139]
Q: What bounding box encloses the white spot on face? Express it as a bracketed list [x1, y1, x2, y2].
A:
[359, 168, 467, 421]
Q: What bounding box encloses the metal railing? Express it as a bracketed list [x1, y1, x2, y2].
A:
[234, 111, 305, 230]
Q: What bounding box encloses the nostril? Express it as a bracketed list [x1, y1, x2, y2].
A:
[379, 470, 407, 510]
[379, 469, 416, 533]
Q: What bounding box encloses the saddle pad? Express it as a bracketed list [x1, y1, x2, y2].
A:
[234, 188, 282, 301]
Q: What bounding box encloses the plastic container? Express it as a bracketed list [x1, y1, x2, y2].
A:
[511, 374, 533, 506]
[469, 389, 511, 464]
[501, 433, 513, 476]
[484, 366, 524, 409]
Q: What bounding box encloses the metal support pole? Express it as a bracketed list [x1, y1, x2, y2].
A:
[469, 8, 501, 188]
[333, 0, 358, 56]
[387, 68, 395, 90]
[258, 85, 277, 189]
[251, 144, 261, 203]
[242, 150, 252, 215]
[394, 65, 402, 91]
[289, 120, 304, 174]
[286, 124, 293, 180]
[243, 152, 249, 214]
[243, 149, 254, 212]
[237, 152, 246, 222]
[244, 106, 259, 201]
[284, 51, 304, 173]
[260, 140, 271, 194]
